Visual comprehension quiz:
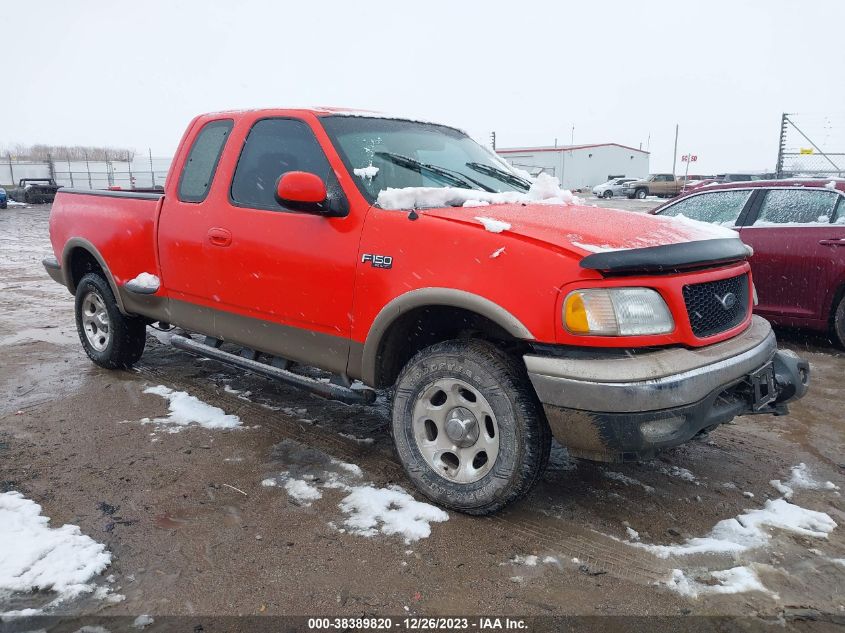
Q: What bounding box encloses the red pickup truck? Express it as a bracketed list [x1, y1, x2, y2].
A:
[43, 108, 809, 514]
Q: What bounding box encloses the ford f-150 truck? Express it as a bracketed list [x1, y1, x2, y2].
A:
[43, 108, 810, 514]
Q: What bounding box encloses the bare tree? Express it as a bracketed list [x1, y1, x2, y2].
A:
[2, 144, 136, 162]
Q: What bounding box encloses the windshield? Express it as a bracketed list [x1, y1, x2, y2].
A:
[321, 116, 530, 204]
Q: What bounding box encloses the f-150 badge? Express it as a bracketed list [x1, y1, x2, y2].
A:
[361, 253, 393, 269]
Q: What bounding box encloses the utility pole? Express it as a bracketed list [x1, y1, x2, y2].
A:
[570, 125, 575, 145]
[149, 148, 156, 188]
[490, 131, 496, 151]
[671, 124, 679, 178]
[67, 153, 74, 187]
[84, 151, 92, 189]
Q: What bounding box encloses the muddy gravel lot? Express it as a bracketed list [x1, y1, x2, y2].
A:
[1, 205, 844, 629]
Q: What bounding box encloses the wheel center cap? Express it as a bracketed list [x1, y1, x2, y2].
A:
[445, 407, 479, 448]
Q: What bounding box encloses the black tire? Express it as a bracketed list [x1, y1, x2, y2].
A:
[602, 190, 613, 199]
[832, 294, 845, 348]
[391, 339, 551, 515]
[635, 188, 648, 199]
[74, 273, 146, 369]
[0, 202, 6, 209]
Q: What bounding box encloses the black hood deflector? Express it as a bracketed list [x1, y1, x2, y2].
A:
[579, 238, 751, 275]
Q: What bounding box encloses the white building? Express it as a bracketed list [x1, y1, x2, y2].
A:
[497, 143, 650, 190]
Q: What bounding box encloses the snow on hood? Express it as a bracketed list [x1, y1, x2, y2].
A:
[420, 199, 739, 255]
[377, 173, 582, 210]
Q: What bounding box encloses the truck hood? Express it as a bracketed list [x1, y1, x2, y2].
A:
[421, 202, 741, 256]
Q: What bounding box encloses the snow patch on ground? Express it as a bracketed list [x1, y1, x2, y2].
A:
[658, 465, 698, 483]
[631, 498, 836, 559]
[603, 471, 655, 493]
[338, 432, 375, 445]
[284, 478, 323, 505]
[666, 566, 769, 598]
[338, 485, 449, 543]
[770, 463, 840, 499]
[127, 272, 160, 291]
[474, 217, 511, 233]
[0, 492, 112, 613]
[133, 614, 155, 629]
[142, 385, 241, 431]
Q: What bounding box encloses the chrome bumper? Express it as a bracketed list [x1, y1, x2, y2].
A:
[524, 316, 777, 413]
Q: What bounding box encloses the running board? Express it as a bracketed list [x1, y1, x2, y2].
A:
[169, 335, 376, 405]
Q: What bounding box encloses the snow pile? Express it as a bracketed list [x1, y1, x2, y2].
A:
[475, 217, 511, 233]
[631, 498, 836, 558]
[127, 272, 160, 292]
[143, 385, 241, 431]
[510, 555, 539, 566]
[826, 180, 837, 189]
[658, 465, 697, 483]
[0, 492, 112, 609]
[770, 463, 840, 500]
[353, 165, 379, 180]
[376, 173, 582, 210]
[338, 485, 449, 543]
[666, 566, 769, 598]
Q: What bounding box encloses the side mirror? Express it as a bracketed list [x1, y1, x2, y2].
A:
[275, 171, 327, 213]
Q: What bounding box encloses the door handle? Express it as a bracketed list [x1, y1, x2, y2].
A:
[207, 227, 232, 247]
[819, 239, 845, 247]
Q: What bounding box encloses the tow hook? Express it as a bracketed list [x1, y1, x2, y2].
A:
[773, 350, 810, 405]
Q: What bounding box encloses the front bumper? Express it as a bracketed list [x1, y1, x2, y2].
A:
[525, 316, 810, 462]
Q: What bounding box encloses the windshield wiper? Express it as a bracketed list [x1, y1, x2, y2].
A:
[374, 152, 495, 192]
[465, 161, 532, 191]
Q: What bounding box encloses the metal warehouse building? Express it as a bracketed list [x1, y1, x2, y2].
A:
[497, 143, 650, 190]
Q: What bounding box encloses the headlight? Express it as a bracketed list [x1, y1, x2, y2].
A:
[563, 287, 674, 336]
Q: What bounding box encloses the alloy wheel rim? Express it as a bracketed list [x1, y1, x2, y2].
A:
[81, 290, 111, 352]
[412, 377, 500, 484]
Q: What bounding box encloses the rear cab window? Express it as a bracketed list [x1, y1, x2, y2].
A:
[177, 119, 233, 203]
[657, 190, 752, 226]
[752, 189, 840, 225]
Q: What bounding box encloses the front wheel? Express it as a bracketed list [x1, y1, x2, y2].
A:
[635, 188, 648, 199]
[75, 273, 147, 369]
[391, 340, 551, 515]
[602, 190, 613, 199]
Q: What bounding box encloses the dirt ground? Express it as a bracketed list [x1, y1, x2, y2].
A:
[1, 204, 844, 628]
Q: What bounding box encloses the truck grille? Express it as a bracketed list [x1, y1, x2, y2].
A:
[683, 274, 749, 338]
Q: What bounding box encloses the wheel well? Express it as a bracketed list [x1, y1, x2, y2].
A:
[67, 247, 105, 292]
[373, 305, 528, 388]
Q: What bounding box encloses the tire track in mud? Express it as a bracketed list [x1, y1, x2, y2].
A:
[135, 359, 670, 585]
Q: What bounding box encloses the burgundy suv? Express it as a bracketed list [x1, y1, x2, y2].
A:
[653, 179, 845, 346]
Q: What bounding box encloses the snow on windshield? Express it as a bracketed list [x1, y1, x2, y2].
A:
[377, 173, 583, 210]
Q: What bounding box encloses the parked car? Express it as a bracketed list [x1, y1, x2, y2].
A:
[43, 108, 809, 514]
[591, 177, 637, 199]
[8, 178, 62, 204]
[652, 179, 845, 345]
[622, 174, 687, 199]
[0, 186, 7, 209]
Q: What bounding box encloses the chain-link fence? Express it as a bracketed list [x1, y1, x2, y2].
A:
[776, 113, 845, 178]
[1, 152, 172, 190]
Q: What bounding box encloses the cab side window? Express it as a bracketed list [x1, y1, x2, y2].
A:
[753, 189, 839, 225]
[231, 118, 334, 211]
[177, 119, 233, 203]
[658, 190, 752, 225]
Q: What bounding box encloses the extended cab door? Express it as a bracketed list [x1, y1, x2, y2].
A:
[158, 118, 234, 305]
[205, 116, 360, 374]
[739, 188, 845, 326]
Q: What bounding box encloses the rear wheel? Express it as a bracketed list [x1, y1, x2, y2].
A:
[391, 340, 551, 515]
[832, 294, 845, 348]
[75, 273, 146, 369]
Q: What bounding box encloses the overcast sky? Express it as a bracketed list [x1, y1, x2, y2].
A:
[3, 0, 843, 173]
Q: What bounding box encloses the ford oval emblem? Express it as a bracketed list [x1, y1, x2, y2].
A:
[716, 292, 737, 310]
